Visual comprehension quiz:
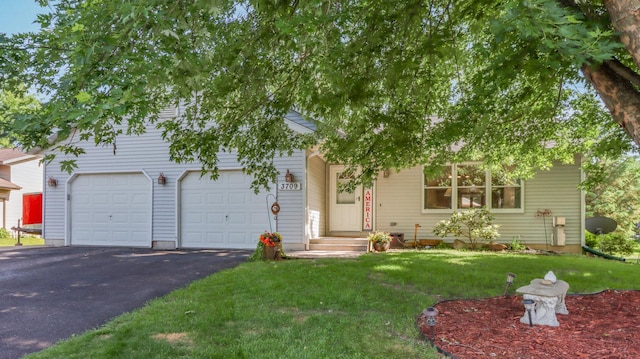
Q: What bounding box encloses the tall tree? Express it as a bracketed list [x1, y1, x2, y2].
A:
[582, 155, 640, 236]
[0, 0, 638, 189]
[0, 87, 40, 148]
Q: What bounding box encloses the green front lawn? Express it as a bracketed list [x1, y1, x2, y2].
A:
[26, 250, 640, 359]
[0, 235, 44, 246]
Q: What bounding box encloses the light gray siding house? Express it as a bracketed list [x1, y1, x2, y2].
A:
[42, 108, 312, 250]
[41, 108, 585, 253]
[372, 159, 585, 253]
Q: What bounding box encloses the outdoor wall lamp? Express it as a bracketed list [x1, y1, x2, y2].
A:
[157, 173, 167, 185]
[523, 299, 535, 327]
[47, 177, 58, 187]
[504, 272, 517, 296]
[285, 169, 294, 183]
[423, 307, 439, 340]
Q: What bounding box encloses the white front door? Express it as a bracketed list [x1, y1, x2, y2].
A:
[329, 166, 362, 231]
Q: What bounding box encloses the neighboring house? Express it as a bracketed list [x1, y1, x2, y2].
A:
[0, 148, 43, 232]
[40, 108, 585, 253]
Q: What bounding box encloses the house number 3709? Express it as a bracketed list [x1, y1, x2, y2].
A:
[279, 182, 301, 191]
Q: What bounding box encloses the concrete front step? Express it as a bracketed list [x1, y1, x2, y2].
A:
[309, 237, 368, 252]
[308, 243, 368, 251]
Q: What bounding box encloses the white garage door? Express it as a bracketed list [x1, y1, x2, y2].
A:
[180, 171, 274, 249]
[70, 173, 151, 247]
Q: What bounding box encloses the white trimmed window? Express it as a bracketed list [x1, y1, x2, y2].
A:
[423, 163, 523, 212]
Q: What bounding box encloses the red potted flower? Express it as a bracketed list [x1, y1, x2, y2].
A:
[258, 231, 283, 260]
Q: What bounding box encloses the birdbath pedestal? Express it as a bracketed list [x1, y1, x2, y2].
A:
[516, 279, 570, 327]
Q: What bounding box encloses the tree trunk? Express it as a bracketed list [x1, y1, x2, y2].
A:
[605, 0, 640, 69]
[580, 1, 640, 146]
[581, 62, 640, 145]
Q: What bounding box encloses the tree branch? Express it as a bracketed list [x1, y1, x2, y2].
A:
[0, 43, 71, 52]
[582, 61, 640, 145]
[605, 58, 640, 87]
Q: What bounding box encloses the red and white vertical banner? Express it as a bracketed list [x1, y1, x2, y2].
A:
[363, 187, 373, 231]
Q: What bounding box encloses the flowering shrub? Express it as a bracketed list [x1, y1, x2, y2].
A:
[433, 208, 500, 249]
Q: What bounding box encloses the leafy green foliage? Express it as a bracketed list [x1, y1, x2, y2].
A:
[433, 208, 501, 248]
[247, 241, 266, 262]
[588, 231, 637, 256]
[367, 231, 392, 243]
[1, 1, 638, 190]
[0, 88, 40, 148]
[585, 231, 598, 248]
[508, 236, 527, 251]
[582, 155, 640, 236]
[0, 228, 11, 239]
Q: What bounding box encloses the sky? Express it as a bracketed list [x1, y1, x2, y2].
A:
[0, 0, 46, 35]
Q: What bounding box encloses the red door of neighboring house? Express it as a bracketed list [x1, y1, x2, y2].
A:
[23, 193, 42, 225]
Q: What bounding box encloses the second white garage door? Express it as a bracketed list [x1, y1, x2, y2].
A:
[70, 173, 151, 247]
[180, 171, 274, 249]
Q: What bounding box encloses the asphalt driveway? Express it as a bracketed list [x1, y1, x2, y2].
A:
[0, 246, 250, 359]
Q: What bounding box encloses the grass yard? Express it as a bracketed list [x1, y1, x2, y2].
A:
[25, 250, 640, 359]
[0, 235, 44, 246]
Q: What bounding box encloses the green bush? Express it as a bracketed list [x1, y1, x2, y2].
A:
[433, 208, 501, 249]
[508, 236, 526, 251]
[598, 232, 636, 255]
[585, 231, 598, 248]
[0, 228, 10, 239]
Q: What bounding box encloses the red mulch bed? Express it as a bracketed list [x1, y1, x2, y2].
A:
[417, 290, 640, 358]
